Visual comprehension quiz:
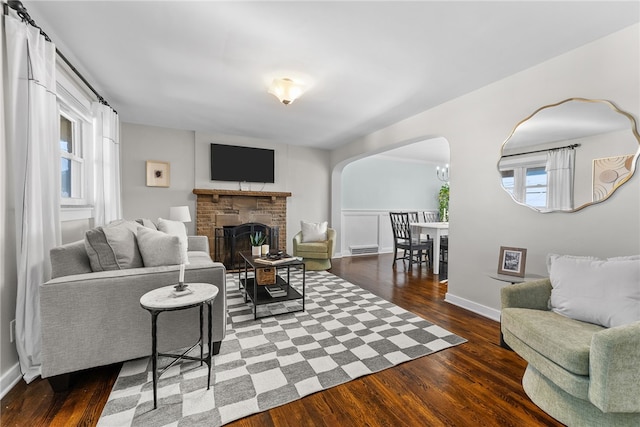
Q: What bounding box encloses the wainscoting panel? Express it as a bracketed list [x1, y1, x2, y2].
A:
[342, 210, 395, 256]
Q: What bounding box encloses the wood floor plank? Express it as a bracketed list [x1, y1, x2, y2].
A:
[0, 254, 562, 426]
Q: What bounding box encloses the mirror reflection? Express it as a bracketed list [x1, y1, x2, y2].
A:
[498, 98, 640, 212]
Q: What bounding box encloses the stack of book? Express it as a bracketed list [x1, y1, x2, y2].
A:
[265, 285, 287, 298]
[254, 256, 297, 265]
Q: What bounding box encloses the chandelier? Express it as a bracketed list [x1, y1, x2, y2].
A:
[436, 164, 449, 182]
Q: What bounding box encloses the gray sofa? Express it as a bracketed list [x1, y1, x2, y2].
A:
[40, 235, 226, 391]
[501, 279, 640, 426]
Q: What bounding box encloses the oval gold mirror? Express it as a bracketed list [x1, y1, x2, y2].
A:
[498, 98, 640, 212]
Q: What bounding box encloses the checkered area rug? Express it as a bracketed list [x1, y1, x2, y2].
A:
[97, 271, 466, 426]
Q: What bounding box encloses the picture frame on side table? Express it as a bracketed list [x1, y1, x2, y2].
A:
[498, 246, 527, 277]
[146, 161, 170, 187]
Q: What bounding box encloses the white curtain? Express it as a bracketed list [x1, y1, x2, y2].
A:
[546, 148, 575, 211]
[93, 103, 122, 226]
[512, 168, 527, 203]
[3, 15, 61, 382]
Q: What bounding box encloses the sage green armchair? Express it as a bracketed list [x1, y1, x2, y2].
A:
[292, 228, 336, 271]
[501, 279, 640, 426]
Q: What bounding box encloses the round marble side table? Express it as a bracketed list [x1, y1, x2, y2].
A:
[140, 283, 219, 409]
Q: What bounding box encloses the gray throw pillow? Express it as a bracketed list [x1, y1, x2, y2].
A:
[84, 222, 143, 271]
[135, 218, 158, 230]
[137, 226, 183, 267]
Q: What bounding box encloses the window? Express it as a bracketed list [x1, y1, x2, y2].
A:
[500, 170, 515, 195]
[500, 157, 548, 209]
[524, 166, 547, 208]
[59, 113, 85, 202]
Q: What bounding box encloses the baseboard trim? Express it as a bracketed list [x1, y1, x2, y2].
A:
[445, 293, 501, 322]
[1, 362, 22, 399]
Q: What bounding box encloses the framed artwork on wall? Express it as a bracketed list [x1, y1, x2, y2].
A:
[498, 246, 527, 277]
[146, 160, 170, 187]
[592, 154, 635, 202]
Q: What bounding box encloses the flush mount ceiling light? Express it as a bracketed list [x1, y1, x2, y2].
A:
[268, 78, 306, 105]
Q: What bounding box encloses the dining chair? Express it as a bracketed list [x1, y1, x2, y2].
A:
[422, 211, 439, 222]
[389, 212, 433, 272]
[439, 235, 448, 281]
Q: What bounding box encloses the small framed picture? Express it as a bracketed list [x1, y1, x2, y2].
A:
[498, 246, 527, 277]
[146, 161, 170, 187]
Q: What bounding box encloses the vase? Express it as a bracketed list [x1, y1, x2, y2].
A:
[261, 244, 270, 255]
[251, 246, 261, 256]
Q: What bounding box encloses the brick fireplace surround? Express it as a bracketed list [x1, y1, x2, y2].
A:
[193, 189, 291, 262]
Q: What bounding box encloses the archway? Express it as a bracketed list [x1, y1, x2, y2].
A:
[330, 136, 450, 258]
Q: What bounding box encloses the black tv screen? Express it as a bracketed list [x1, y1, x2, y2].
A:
[210, 143, 275, 183]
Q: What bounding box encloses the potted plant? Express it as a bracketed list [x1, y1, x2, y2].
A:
[250, 231, 267, 256]
[438, 183, 449, 222]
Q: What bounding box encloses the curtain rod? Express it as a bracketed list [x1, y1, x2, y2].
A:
[501, 143, 580, 158]
[5, 0, 116, 112]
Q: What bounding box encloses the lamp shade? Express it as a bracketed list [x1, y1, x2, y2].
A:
[169, 206, 191, 222]
[268, 78, 305, 105]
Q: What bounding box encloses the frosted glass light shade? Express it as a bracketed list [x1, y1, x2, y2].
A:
[268, 78, 305, 105]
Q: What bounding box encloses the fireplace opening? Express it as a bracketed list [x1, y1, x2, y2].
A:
[214, 223, 279, 270]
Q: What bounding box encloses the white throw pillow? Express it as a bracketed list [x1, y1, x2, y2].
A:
[157, 217, 188, 263]
[548, 254, 640, 328]
[301, 220, 328, 243]
[137, 226, 184, 266]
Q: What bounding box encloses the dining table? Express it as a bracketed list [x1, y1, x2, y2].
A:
[410, 222, 449, 275]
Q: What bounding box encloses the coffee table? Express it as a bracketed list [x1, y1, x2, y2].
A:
[238, 251, 305, 320]
[140, 283, 219, 409]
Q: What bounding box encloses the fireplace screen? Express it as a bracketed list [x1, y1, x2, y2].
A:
[214, 223, 279, 270]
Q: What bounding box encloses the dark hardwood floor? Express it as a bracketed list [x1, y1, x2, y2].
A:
[1, 254, 562, 426]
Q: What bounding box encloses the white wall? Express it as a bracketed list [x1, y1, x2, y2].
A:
[342, 156, 442, 210]
[0, 183, 19, 397]
[331, 24, 640, 320]
[121, 123, 197, 234]
[194, 133, 331, 253]
[119, 128, 331, 254]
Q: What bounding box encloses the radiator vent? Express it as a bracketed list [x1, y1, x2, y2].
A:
[350, 245, 379, 255]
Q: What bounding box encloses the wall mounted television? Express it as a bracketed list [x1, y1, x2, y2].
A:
[210, 143, 275, 183]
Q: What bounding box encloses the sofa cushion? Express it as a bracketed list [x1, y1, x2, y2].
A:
[84, 221, 143, 272]
[187, 251, 216, 267]
[137, 226, 183, 267]
[157, 218, 188, 263]
[50, 240, 93, 279]
[501, 308, 604, 376]
[548, 254, 640, 328]
[301, 220, 328, 243]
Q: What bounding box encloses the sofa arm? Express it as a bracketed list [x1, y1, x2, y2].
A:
[292, 231, 302, 255]
[589, 321, 640, 413]
[500, 279, 552, 310]
[188, 235, 209, 253]
[327, 228, 336, 258]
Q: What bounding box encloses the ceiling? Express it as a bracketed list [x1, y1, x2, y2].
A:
[23, 1, 640, 161]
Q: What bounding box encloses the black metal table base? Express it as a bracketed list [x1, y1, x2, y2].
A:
[147, 301, 213, 409]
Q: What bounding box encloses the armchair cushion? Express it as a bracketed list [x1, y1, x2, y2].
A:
[548, 254, 640, 328]
[502, 308, 603, 376]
